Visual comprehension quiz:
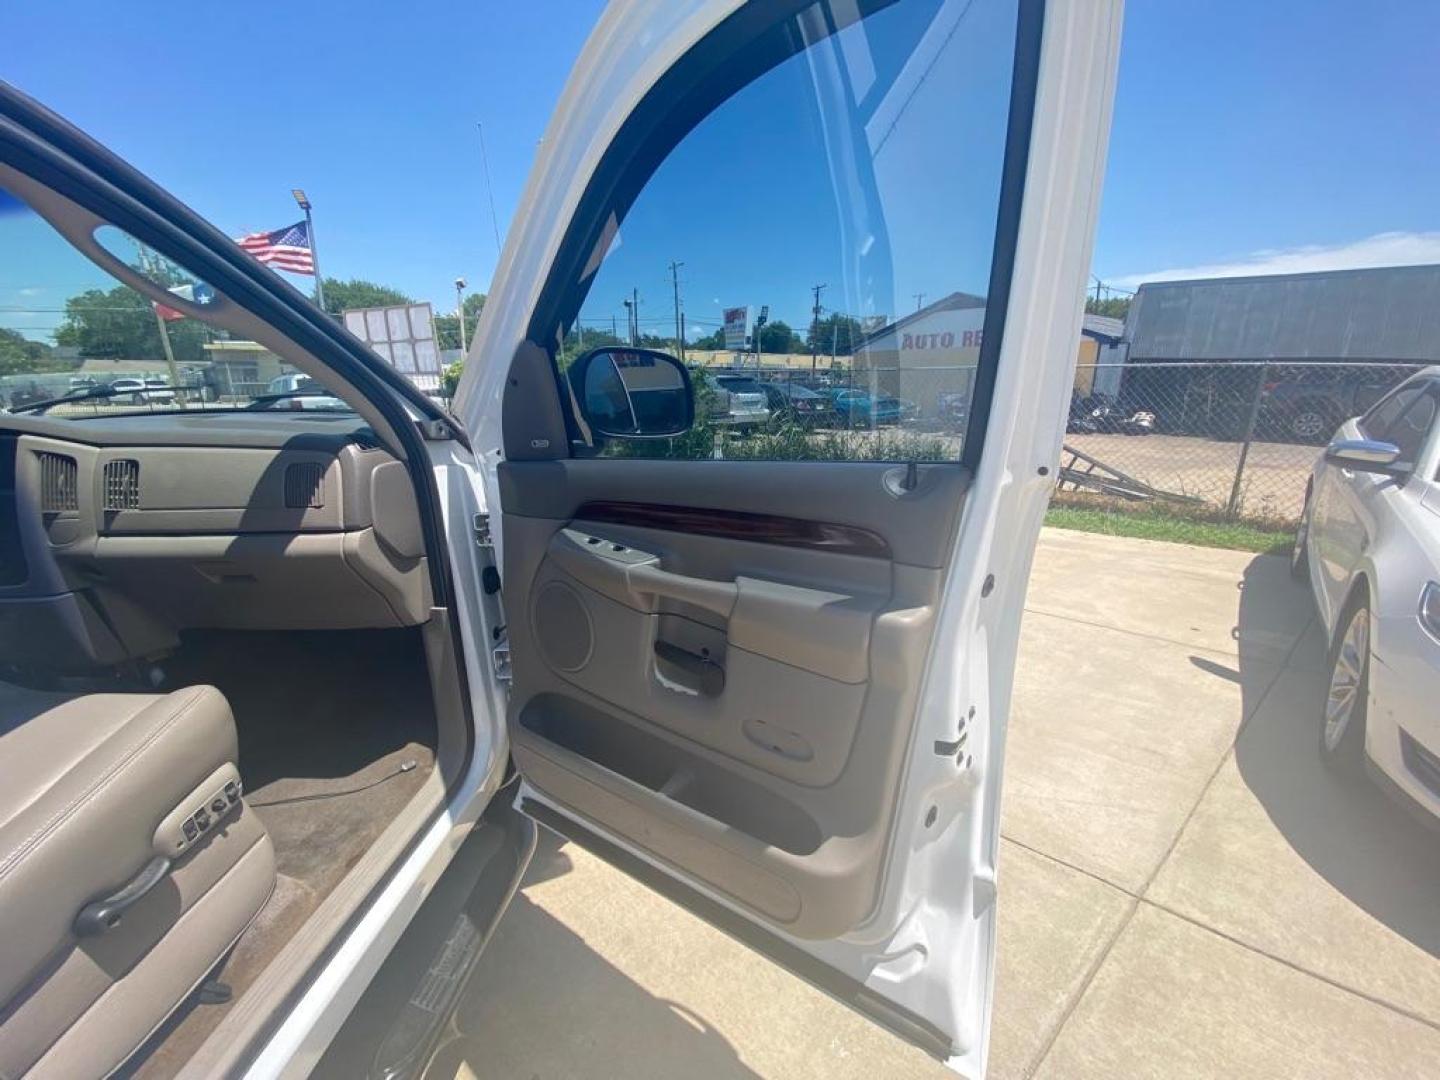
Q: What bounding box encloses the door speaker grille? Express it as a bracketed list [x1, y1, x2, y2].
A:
[533, 581, 594, 672]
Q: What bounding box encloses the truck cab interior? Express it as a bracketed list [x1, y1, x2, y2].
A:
[0, 163, 470, 1077]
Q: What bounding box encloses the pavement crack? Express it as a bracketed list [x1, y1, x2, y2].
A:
[1140, 898, 1440, 1036]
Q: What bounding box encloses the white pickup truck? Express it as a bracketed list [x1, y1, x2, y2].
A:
[0, 1, 1120, 1076]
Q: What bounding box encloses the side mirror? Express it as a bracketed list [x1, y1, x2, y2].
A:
[1324, 438, 1407, 475]
[569, 347, 694, 439]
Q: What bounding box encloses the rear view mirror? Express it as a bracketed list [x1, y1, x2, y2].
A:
[1325, 438, 1406, 475]
[570, 347, 693, 438]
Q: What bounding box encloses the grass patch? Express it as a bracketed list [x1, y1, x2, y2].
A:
[1044, 499, 1294, 555]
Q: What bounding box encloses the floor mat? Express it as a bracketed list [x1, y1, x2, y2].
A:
[127, 629, 438, 1077]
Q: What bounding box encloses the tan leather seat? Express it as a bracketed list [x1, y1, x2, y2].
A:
[0, 682, 275, 1078]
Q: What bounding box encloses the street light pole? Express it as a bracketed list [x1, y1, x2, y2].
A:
[454, 277, 468, 354]
[291, 189, 325, 311]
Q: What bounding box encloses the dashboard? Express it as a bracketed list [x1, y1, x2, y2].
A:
[0, 411, 431, 672]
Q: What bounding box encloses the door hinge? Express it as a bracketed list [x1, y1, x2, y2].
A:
[473, 512, 493, 548]
[491, 629, 512, 685]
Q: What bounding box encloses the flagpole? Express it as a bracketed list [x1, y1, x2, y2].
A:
[292, 189, 324, 311]
[138, 245, 187, 409]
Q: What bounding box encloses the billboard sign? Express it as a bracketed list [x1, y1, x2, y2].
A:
[342, 302, 442, 390]
[722, 306, 749, 351]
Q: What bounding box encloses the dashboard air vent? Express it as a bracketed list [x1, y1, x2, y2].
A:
[284, 462, 326, 509]
[38, 452, 78, 513]
[103, 459, 141, 510]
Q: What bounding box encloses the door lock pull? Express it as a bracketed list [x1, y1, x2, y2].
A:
[654, 640, 726, 697]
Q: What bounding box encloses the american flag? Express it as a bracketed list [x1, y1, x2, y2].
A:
[235, 220, 314, 274]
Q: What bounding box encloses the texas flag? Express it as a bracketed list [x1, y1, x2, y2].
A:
[153, 282, 214, 322]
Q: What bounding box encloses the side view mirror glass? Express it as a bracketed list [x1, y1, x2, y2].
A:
[1325, 437, 1406, 475]
[570, 347, 694, 439]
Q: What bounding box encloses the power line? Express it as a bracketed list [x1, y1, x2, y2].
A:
[476, 122, 504, 259]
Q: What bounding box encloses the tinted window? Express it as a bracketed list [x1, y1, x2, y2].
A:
[548, 0, 1021, 462]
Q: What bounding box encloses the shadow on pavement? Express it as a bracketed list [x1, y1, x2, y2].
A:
[1231, 556, 1440, 961]
[429, 888, 760, 1080]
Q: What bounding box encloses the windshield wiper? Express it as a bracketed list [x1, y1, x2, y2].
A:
[244, 388, 351, 411]
[9, 384, 189, 415]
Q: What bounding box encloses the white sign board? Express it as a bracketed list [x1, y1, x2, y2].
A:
[722, 306, 749, 352]
[343, 302, 442, 390]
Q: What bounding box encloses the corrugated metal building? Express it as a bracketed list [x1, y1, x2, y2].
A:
[1125, 263, 1440, 363]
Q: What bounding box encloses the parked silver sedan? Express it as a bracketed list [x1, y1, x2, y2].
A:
[1293, 366, 1440, 822]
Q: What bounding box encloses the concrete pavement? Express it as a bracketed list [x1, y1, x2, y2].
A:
[432, 527, 1440, 1078]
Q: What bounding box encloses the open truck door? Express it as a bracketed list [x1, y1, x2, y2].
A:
[451, 0, 1122, 1072]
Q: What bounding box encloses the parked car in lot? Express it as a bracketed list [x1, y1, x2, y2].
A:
[1260, 365, 1400, 444]
[1294, 367, 1440, 825]
[829, 388, 917, 427]
[694, 369, 770, 430]
[0, 0, 1122, 1074]
[761, 380, 834, 426]
[108, 376, 176, 405]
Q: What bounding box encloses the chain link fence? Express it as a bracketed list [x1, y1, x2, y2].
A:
[686, 358, 1425, 526]
[1058, 360, 1427, 525]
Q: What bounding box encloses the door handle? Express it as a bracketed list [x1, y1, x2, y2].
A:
[654, 640, 726, 696]
[74, 855, 172, 937]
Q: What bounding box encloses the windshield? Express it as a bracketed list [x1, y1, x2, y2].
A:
[0, 183, 350, 417]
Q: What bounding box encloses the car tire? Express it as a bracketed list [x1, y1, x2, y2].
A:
[1290, 490, 1311, 582]
[1320, 591, 1369, 774]
[1289, 402, 1336, 444]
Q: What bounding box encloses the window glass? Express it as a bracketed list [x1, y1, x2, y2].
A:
[1359, 385, 1421, 441]
[1385, 390, 1437, 463]
[0, 184, 349, 416]
[551, 0, 1020, 461]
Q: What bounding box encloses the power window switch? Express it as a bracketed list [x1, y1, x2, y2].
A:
[182, 819, 198, 841]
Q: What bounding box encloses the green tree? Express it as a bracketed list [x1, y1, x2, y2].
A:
[758, 319, 804, 354]
[805, 313, 863, 356]
[53, 284, 209, 364]
[320, 278, 414, 315]
[1084, 296, 1130, 320]
[689, 328, 726, 350]
[0, 328, 62, 377]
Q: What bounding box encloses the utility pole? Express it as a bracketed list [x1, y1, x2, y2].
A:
[810, 283, 826, 374]
[622, 300, 634, 345]
[454, 277, 468, 354]
[913, 292, 925, 312]
[669, 260, 685, 361]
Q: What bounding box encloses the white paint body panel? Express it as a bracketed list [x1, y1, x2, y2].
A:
[1302, 366, 1440, 822]
[451, 0, 1124, 1074]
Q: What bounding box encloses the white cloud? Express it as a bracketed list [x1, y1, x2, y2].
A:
[1110, 231, 1440, 290]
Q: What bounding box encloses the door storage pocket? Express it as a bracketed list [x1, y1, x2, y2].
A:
[519, 692, 822, 856]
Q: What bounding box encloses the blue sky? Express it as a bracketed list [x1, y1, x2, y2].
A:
[5, 0, 1438, 333]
